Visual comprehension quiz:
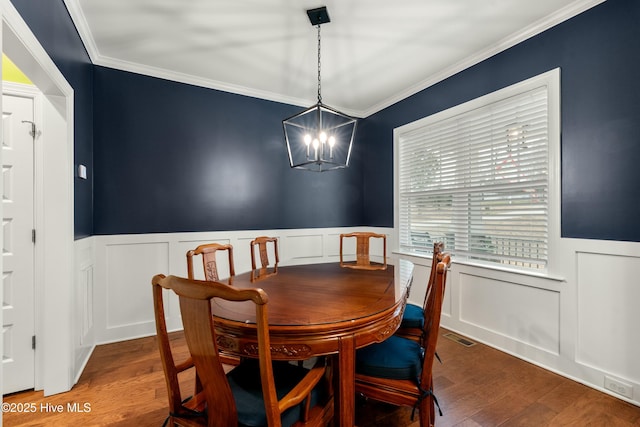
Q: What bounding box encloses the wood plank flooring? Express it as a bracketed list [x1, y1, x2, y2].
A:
[4, 328, 640, 426]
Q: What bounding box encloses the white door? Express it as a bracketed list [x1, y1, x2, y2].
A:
[2, 93, 35, 394]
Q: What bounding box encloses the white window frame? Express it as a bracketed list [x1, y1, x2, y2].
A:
[394, 68, 560, 275]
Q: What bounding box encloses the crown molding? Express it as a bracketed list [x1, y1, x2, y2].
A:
[361, 0, 607, 117]
[63, 0, 605, 119]
[96, 54, 334, 110]
[63, 0, 99, 63]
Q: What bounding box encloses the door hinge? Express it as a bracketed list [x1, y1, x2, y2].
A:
[32, 229, 36, 243]
[32, 335, 36, 350]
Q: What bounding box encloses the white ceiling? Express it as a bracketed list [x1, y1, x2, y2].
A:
[64, 0, 603, 117]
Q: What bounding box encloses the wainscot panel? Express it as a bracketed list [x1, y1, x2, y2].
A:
[73, 236, 95, 384]
[283, 234, 325, 261]
[577, 251, 640, 384]
[459, 272, 560, 355]
[106, 242, 170, 330]
[432, 237, 640, 407]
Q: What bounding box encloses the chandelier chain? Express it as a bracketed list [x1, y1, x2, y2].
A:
[317, 24, 322, 103]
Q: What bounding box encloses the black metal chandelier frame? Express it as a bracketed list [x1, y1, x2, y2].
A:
[282, 6, 357, 172]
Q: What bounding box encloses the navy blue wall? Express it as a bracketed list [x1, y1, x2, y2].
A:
[92, 67, 364, 234]
[361, 0, 640, 242]
[11, 0, 94, 239]
[12, 0, 640, 241]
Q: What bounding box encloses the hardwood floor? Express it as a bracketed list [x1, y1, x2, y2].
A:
[4, 328, 640, 426]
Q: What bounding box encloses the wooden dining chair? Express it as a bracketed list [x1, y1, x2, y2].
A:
[339, 232, 387, 270]
[250, 236, 279, 271]
[186, 242, 235, 282]
[153, 275, 205, 427]
[186, 242, 240, 365]
[395, 242, 446, 342]
[355, 255, 451, 427]
[152, 274, 334, 427]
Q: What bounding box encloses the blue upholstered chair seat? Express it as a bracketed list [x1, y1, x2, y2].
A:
[401, 303, 424, 329]
[356, 335, 423, 380]
[228, 360, 323, 427]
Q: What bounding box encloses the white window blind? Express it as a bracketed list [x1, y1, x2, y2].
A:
[397, 82, 552, 270]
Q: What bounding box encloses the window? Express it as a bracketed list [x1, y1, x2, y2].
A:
[395, 70, 560, 271]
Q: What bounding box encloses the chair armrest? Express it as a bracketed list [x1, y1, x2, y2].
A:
[278, 360, 327, 413]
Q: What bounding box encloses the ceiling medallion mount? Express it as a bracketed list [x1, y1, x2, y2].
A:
[283, 6, 357, 172]
[306, 6, 331, 26]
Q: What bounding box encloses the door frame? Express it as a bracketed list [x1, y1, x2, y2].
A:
[1, 0, 75, 396]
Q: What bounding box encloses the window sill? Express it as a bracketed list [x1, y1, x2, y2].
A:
[393, 250, 566, 282]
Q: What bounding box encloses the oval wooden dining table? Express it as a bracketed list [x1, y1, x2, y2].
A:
[212, 259, 414, 427]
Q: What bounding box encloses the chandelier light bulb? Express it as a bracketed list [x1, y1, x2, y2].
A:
[319, 132, 327, 143]
[304, 134, 312, 157]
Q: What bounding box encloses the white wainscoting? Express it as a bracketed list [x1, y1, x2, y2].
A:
[458, 272, 560, 355]
[80, 229, 640, 407]
[73, 237, 95, 384]
[411, 237, 640, 407]
[575, 250, 640, 388]
[92, 227, 392, 345]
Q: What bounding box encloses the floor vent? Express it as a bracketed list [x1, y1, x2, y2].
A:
[443, 332, 476, 347]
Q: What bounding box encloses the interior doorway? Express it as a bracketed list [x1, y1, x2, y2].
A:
[1, 0, 75, 396]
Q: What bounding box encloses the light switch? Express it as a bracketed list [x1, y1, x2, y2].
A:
[78, 164, 87, 179]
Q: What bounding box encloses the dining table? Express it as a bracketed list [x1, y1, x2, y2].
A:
[212, 258, 414, 427]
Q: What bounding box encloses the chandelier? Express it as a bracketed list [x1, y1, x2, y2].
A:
[283, 6, 357, 172]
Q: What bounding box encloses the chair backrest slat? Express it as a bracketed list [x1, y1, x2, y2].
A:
[250, 236, 279, 271]
[339, 232, 387, 270]
[186, 243, 235, 281]
[179, 289, 239, 425]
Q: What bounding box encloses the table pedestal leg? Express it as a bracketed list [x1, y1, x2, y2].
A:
[334, 335, 356, 427]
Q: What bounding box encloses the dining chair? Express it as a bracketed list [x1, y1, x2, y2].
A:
[186, 242, 235, 282]
[186, 242, 239, 365]
[153, 275, 205, 427]
[339, 232, 387, 270]
[250, 236, 279, 271]
[355, 254, 451, 427]
[395, 242, 446, 342]
[152, 274, 334, 427]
